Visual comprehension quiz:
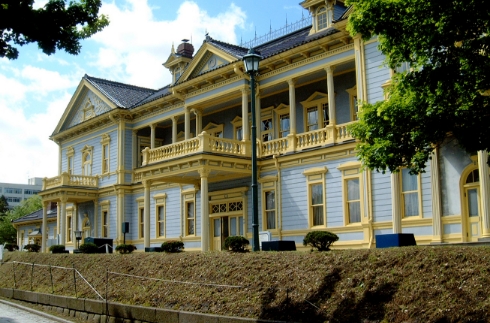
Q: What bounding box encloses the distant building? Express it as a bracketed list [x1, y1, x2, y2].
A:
[0, 178, 43, 209]
[15, 1, 490, 253]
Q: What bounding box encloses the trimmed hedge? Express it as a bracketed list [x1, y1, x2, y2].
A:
[49, 245, 67, 253]
[224, 236, 249, 252]
[4, 243, 19, 251]
[161, 240, 184, 253]
[115, 244, 137, 254]
[78, 242, 99, 254]
[303, 231, 339, 251]
[24, 244, 41, 252]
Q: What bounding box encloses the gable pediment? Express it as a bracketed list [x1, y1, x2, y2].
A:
[301, 91, 329, 106]
[52, 78, 118, 136]
[178, 42, 237, 83]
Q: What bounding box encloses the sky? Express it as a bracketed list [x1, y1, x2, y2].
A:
[0, 0, 307, 184]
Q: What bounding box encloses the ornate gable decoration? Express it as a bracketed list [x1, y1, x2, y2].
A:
[301, 91, 329, 106]
[178, 42, 237, 83]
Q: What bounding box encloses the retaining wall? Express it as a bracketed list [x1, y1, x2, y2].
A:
[0, 288, 284, 323]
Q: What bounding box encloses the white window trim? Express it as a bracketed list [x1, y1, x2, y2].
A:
[303, 166, 328, 228]
[153, 193, 167, 238]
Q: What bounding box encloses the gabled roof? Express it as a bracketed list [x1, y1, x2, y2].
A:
[84, 75, 156, 109]
[12, 208, 57, 225]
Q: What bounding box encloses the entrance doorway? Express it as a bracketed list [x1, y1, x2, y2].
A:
[212, 215, 244, 251]
[463, 169, 481, 242]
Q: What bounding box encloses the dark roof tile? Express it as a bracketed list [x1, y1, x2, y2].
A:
[13, 208, 57, 224]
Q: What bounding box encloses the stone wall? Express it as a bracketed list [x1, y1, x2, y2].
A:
[0, 288, 284, 323]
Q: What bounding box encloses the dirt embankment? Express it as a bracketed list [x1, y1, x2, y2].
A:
[1, 246, 489, 323]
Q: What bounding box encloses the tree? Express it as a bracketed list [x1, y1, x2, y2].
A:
[346, 0, 490, 174]
[0, 195, 9, 216]
[0, 0, 109, 59]
[0, 195, 42, 244]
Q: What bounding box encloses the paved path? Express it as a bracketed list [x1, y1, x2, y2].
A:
[0, 300, 74, 323]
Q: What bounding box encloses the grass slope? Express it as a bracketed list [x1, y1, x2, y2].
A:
[1, 246, 489, 323]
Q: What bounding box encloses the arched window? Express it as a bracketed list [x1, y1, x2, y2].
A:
[317, 7, 328, 30]
[81, 146, 93, 176]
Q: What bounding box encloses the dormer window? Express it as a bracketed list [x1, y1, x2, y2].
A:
[317, 7, 328, 30]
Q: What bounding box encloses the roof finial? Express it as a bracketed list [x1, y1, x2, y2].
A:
[171, 42, 175, 54]
[270, 20, 272, 34]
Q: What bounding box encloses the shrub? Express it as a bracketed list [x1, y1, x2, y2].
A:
[115, 244, 137, 254]
[224, 236, 249, 252]
[24, 244, 41, 252]
[49, 245, 66, 253]
[78, 242, 99, 254]
[161, 240, 184, 253]
[4, 243, 19, 251]
[303, 231, 339, 251]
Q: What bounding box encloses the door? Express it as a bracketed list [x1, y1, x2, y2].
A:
[212, 217, 229, 251]
[465, 187, 481, 242]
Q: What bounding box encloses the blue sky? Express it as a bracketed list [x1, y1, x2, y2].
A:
[0, 0, 307, 184]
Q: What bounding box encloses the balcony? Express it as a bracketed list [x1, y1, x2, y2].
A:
[43, 173, 99, 190]
[140, 122, 356, 167]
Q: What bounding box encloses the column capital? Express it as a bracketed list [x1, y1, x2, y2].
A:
[241, 86, 250, 95]
[143, 179, 152, 188]
[198, 169, 211, 178]
[287, 78, 296, 87]
[59, 196, 68, 203]
[324, 65, 336, 74]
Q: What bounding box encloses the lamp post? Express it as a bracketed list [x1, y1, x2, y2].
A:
[74, 230, 83, 251]
[243, 48, 262, 252]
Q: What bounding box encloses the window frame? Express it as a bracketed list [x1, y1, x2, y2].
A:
[202, 122, 224, 138]
[66, 213, 73, 243]
[260, 176, 278, 231]
[274, 103, 290, 138]
[153, 193, 167, 238]
[231, 116, 243, 141]
[303, 167, 328, 228]
[346, 85, 358, 121]
[100, 134, 111, 175]
[301, 92, 330, 132]
[316, 6, 328, 31]
[100, 200, 110, 238]
[81, 145, 93, 176]
[339, 162, 364, 225]
[400, 168, 423, 219]
[183, 190, 196, 237]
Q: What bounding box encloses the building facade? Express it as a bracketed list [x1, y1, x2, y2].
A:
[24, 1, 489, 252]
[0, 178, 43, 209]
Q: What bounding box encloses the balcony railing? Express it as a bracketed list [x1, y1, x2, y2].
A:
[43, 173, 99, 190]
[139, 123, 356, 168]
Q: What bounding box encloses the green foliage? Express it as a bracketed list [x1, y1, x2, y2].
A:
[49, 245, 66, 253]
[115, 244, 137, 254]
[0, 0, 109, 59]
[0, 195, 43, 244]
[24, 244, 41, 252]
[4, 243, 19, 251]
[161, 240, 184, 253]
[303, 231, 339, 251]
[78, 242, 98, 254]
[224, 236, 250, 252]
[346, 0, 490, 173]
[0, 195, 8, 215]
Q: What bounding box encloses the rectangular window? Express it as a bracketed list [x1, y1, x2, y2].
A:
[261, 118, 273, 142]
[307, 107, 319, 131]
[401, 168, 420, 217]
[186, 202, 195, 235]
[346, 178, 361, 223]
[67, 215, 72, 243]
[265, 190, 276, 230]
[67, 156, 73, 174]
[102, 144, 109, 174]
[7, 197, 21, 203]
[102, 211, 108, 237]
[157, 205, 165, 237]
[311, 183, 324, 226]
[279, 114, 290, 138]
[229, 216, 244, 236]
[321, 103, 329, 127]
[24, 189, 33, 195]
[5, 188, 22, 194]
[139, 208, 144, 238]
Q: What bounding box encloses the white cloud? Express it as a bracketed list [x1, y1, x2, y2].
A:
[89, 0, 246, 88]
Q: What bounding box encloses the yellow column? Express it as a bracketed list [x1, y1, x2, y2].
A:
[172, 116, 178, 143]
[41, 201, 48, 253]
[150, 124, 156, 149]
[478, 150, 490, 238]
[184, 106, 190, 140]
[255, 89, 261, 141]
[93, 199, 98, 238]
[391, 173, 402, 233]
[199, 169, 210, 252]
[287, 78, 297, 135]
[430, 149, 443, 243]
[241, 87, 250, 141]
[354, 35, 367, 103]
[117, 117, 125, 184]
[144, 180, 151, 249]
[59, 197, 67, 245]
[325, 66, 336, 126]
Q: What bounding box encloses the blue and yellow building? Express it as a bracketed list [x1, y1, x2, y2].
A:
[20, 1, 490, 252]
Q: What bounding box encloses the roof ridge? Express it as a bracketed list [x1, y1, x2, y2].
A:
[205, 35, 247, 52]
[255, 25, 311, 51]
[84, 74, 156, 92]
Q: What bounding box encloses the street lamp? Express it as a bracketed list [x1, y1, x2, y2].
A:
[243, 48, 262, 252]
[74, 230, 83, 250]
